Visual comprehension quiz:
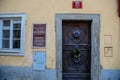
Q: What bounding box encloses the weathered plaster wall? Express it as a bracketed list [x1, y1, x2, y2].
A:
[0, 0, 120, 79]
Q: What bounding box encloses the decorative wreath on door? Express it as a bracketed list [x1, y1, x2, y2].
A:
[71, 48, 81, 63]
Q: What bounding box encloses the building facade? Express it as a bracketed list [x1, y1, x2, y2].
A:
[0, 0, 120, 80]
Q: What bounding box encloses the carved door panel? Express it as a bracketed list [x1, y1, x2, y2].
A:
[62, 20, 91, 80]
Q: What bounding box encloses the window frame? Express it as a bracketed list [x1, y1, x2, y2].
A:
[0, 13, 26, 56]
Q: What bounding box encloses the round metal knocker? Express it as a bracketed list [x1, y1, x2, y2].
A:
[72, 30, 80, 38]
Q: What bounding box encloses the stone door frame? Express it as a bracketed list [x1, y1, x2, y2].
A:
[55, 14, 100, 80]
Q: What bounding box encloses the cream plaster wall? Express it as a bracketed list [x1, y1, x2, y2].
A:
[0, 0, 120, 69]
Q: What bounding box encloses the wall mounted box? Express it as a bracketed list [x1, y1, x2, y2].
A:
[104, 47, 113, 57]
[33, 51, 46, 70]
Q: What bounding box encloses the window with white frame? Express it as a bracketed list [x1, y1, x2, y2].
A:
[0, 14, 26, 56]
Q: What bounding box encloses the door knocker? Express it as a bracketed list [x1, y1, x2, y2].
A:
[71, 48, 81, 64]
[72, 30, 80, 38]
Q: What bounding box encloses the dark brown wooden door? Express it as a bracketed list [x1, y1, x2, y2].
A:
[62, 20, 91, 80]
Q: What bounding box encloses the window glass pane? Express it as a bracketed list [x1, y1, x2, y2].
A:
[13, 30, 21, 38]
[13, 40, 20, 48]
[3, 20, 10, 27]
[3, 30, 10, 38]
[2, 40, 9, 48]
[13, 23, 21, 48]
[13, 23, 21, 30]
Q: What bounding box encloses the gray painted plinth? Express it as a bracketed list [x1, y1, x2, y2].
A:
[0, 66, 56, 80]
[100, 69, 120, 80]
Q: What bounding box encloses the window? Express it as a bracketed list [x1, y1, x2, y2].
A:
[0, 13, 26, 56]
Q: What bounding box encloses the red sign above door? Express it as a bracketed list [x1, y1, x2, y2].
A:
[72, 1, 82, 9]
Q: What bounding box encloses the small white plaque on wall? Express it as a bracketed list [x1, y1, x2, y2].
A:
[104, 35, 112, 44]
[33, 51, 46, 70]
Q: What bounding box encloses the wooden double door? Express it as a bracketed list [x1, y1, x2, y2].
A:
[62, 20, 91, 80]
